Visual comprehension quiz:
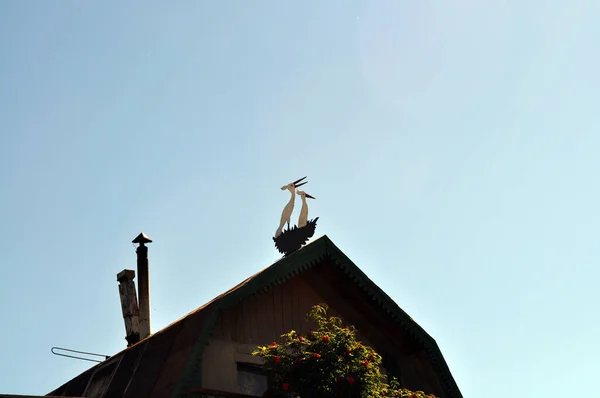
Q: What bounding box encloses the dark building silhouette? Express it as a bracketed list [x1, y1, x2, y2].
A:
[44, 236, 461, 398]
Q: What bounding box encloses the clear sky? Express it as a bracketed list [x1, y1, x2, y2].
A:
[1, 1, 598, 396]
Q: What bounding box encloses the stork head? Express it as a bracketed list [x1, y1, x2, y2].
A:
[296, 190, 315, 200]
[281, 176, 307, 191]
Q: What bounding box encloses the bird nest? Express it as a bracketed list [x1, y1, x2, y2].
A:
[273, 217, 319, 256]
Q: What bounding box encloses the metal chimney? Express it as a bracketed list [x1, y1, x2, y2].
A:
[117, 269, 140, 346]
[132, 232, 152, 340]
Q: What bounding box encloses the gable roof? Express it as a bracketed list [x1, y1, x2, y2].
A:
[48, 236, 461, 398]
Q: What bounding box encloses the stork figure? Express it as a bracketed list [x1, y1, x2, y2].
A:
[296, 190, 315, 228]
[275, 176, 307, 238]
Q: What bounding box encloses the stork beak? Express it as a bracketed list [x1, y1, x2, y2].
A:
[295, 181, 307, 188]
[305, 194, 316, 200]
[292, 176, 307, 187]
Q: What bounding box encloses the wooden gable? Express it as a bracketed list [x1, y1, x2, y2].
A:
[202, 259, 446, 397]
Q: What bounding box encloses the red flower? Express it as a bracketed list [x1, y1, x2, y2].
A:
[313, 353, 321, 359]
[298, 336, 305, 342]
[410, 395, 417, 398]
[322, 335, 330, 342]
[282, 383, 289, 391]
[347, 376, 356, 384]
[270, 342, 277, 347]
[361, 360, 370, 366]
[369, 353, 375, 361]
[274, 355, 281, 363]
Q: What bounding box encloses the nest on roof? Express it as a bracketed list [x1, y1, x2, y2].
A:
[273, 217, 319, 256]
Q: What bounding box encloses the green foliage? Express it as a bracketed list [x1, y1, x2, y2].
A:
[252, 304, 437, 398]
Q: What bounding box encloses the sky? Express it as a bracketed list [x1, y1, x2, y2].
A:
[1, 1, 599, 396]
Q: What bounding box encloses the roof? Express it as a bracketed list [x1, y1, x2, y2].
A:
[48, 235, 462, 398]
[1, 396, 82, 398]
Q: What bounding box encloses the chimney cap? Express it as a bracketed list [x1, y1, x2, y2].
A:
[117, 269, 136, 282]
[132, 232, 152, 245]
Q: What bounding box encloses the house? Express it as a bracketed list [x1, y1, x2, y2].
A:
[47, 235, 462, 398]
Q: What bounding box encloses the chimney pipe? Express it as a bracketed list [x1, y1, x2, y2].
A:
[117, 269, 140, 346]
[133, 232, 152, 340]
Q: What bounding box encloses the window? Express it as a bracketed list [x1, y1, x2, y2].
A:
[237, 363, 269, 397]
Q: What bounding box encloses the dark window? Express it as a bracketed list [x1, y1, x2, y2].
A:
[237, 363, 269, 396]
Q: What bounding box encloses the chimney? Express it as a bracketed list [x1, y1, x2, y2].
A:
[117, 269, 140, 346]
[132, 232, 152, 339]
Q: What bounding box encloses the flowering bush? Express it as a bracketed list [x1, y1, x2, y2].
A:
[252, 304, 436, 398]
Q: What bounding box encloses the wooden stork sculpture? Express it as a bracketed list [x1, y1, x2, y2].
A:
[296, 190, 315, 228]
[273, 177, 319, 256]
[275, 176, 307, 238]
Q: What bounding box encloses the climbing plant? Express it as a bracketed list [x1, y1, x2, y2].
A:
[252, 304, 437, 398]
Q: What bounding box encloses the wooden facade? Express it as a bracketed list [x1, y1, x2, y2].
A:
[202, 264, 445, 397]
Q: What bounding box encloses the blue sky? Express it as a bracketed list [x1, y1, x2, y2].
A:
[1, 1, 599, 396]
